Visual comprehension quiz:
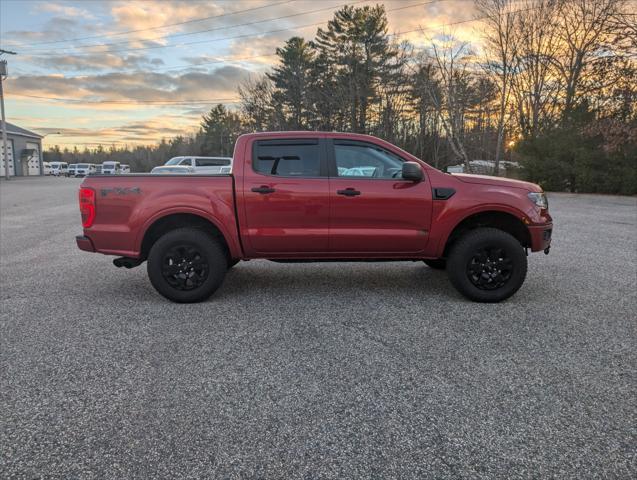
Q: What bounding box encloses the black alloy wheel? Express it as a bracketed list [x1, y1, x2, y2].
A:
[161, 245, 209, 291]
[466, 247, 513, 290]
[147, 228, 227, 303]
[447, 228, 527, 302]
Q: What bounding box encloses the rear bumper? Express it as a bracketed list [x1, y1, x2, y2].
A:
[76, 235, 95, 252]
[528, 224, 552, 252]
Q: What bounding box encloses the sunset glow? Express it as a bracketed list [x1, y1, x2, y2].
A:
[1, 0, 482, 148]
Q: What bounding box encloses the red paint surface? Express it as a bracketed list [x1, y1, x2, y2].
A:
[78, 131, 552, 259]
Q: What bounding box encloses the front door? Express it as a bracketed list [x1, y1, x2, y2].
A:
[328, 139, 433, 254]
[241, 138, 330, 255]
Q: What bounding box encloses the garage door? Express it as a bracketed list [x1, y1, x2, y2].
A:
[26, 142, 41, 176]
[0, 141, 15, 177]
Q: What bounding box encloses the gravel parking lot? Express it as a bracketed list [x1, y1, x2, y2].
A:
[1, 176, 635, 479]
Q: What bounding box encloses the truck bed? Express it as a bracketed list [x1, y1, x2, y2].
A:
[79, 174, 241, 258]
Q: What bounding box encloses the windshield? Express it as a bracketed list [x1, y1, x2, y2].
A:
[77, 164, 89, 168]
[165, 158, 183, 165]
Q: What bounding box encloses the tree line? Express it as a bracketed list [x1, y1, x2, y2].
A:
[45, 0, 636, 194]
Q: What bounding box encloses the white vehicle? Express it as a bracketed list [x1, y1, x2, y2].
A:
[164, 156, 232, 174]
[150, 165, 195, 174]
[102, 161, 121, 174]
[68, 164, 79, 177]
[43, 162, 52, 175]
[75, 163, 96, 177]
[120, 164, 131, 174]
[95, 165, 103, 174]
[49, 162, 68, 177]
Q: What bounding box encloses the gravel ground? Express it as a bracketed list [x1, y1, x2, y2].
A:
[1, 176, 635, 479]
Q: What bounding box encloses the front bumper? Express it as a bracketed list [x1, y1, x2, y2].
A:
[76, 235, 95, 252]
[528, 224, 552, 252]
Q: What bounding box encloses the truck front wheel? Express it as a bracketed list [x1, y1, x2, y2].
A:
[147, 228, 227, 303]
[447, 228, 527, 302]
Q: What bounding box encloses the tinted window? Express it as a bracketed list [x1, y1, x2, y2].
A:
[254, 141, 321, 177]
[334, 143, 403, 179]
[195, 158, 231, 167]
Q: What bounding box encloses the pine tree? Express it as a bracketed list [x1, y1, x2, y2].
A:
[314, 5, 399, 133]
[200, 104, 243, 156]
[267, 37, 315, 130]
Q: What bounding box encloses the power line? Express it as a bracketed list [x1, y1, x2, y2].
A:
[7, 2, 540, 107]
[94, 2, 533, 74]
[23, 0, 447, 57]
[7, 0, 295, 48]
[18, 1, 369, 54]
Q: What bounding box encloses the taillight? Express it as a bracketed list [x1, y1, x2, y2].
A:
[79, 187, 96, 228]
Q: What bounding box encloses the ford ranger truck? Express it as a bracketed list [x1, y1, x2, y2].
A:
[76, 132, 552, 303]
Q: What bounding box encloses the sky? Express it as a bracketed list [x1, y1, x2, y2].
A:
[0, 0, 482, 149]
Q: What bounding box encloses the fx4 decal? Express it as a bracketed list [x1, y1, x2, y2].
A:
[100, 187, 141, 197]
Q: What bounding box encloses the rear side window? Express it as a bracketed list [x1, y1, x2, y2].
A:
[253, 140, 321, 177]
[195, 158, 230, 167]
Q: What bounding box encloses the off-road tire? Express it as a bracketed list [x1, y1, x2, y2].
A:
[447, 228, 527, 302]
[147, 228, 227, 303]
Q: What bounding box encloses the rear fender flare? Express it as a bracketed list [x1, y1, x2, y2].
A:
[135, 206, 242, 259]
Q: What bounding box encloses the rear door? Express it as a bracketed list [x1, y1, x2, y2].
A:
[241, 138, 329, 255]
[327, 139, 433, 254]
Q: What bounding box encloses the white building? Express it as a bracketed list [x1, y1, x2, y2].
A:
[0, 122, 44, 177]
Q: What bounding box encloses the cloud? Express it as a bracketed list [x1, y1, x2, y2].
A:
[25, 115, 203, 146]
[5, 16, 86, 43]
[108, 0, 225, 47]
[4, 0, 487, 148]
[6, 65, 250, 103]
[26, 53, 165, 72]
[35, 2, 95, 20]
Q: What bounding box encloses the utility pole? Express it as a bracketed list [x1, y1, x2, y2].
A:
[1, 48, 17, 181]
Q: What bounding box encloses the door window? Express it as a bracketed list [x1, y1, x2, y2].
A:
[253, 140, 321, 177]
[334, 143, 403, 179]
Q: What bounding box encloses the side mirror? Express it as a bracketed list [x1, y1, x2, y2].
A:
[402, 162, 424, 182]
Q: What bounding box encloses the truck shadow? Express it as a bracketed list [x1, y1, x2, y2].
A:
[213, 261, 458, 303]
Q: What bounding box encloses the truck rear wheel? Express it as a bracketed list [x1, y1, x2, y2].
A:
[447, 228, 527, 302]
[147, 228, 227, 303]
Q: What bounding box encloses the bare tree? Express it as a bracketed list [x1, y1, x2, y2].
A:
[476, 0, 519, 175]
[238, 76, 276, 131]
[510, 0, 562, 138]
[554, 0, 624, 117]
[410, 61, 444, 167]
[424, 36, 475, 171]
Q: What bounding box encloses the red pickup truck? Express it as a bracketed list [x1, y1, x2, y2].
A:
[77, 132, 552, 303]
